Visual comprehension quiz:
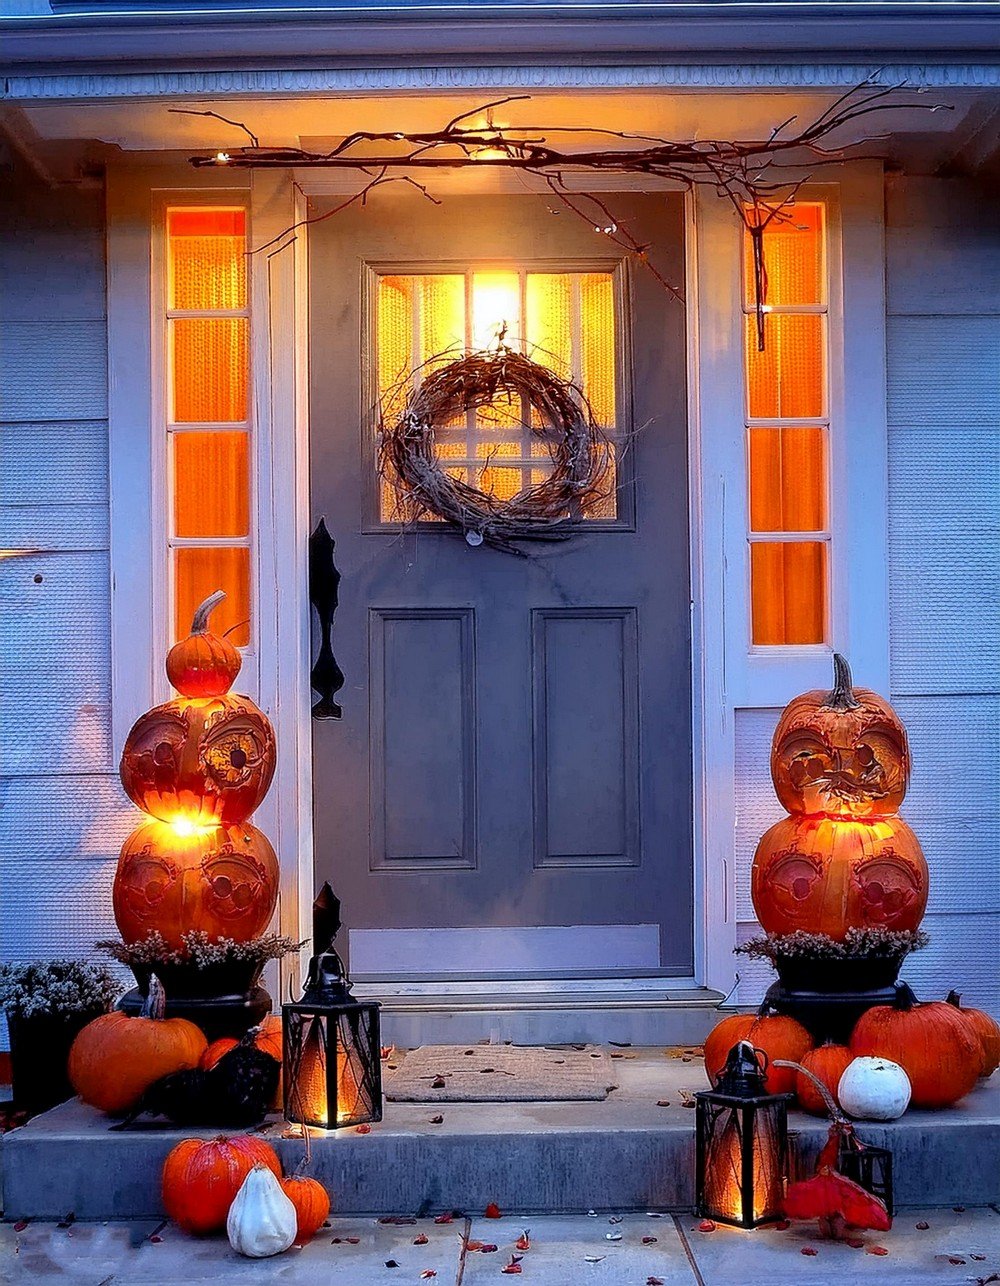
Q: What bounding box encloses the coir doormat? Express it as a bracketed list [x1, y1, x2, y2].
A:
[383, 1044, 618, 1102]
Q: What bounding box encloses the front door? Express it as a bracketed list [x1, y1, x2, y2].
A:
[309, 191, 691, 983]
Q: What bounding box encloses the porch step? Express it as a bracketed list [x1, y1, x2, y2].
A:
[3, 1053, 998, 1220]
[355, 983, 726, 1047]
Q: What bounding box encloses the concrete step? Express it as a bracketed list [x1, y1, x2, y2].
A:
[2, 1052, 998, 1221]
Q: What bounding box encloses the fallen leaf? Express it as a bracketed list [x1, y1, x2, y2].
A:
[801, 1246, 819, 1256]
[347, 1236, 361, 1244]
[646, 1212, 665, 1218]
[587, 1210, 598, 1217]
[431, 1077, 446, 1089]
[434, 1213, 454, 1224]
[149, 1235, 163, 1244]
[429, 1115, 444, 1125]
[647, 1278, 665, 1285]
[584, 1255, 605, 1263]
[385, 1260, 399, 1268]
[846, 1237, 865, 1249]
[380, 1045, 393, 1059]
[954, 1206, 966, 1213]
[915, 1221, 930, 1230]
[867, 1247, 889, 1256]
[773, 1220, 790, 1231]
[480, 1244, 498, 1254]
[948, 1258, 967, 1266]
[605, 1232, 622, 1241]
[656, 1100, 671, 1108]
[697, 1220, 716, 1233]
[421, 1273, 437, 1280]
[502, 1255, 524, 1274]
[515, 1232, 530, 1251]
[485, 1202, 502, 1219]
[331, 1237, 343, 1243]
[379, 1216, 417, 1225]
[13, 1222, 27, 1233]
[642, 1235, 657, 1245]
[413, 1234, 429, 1245]
[608, 1215, 624, 1224]
[609, 1040, 632, 1047]
[610, 1052, 624, 1059]
[355, 1124, 372, 1134]
[972, 1253, 987, 1261]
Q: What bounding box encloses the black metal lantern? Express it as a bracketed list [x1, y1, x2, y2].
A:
[282, 884, 382, 1129]
[695, 1041, 791, 1228]
[838, 1131, 894, 1217]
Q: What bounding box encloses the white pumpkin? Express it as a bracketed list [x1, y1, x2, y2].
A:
[837, 1056, 911, 1121]
[227, 1163, 297, 1258]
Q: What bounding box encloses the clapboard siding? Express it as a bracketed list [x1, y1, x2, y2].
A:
[0, 163, 114, 1034]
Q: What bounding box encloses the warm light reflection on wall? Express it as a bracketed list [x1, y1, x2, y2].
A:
[166, 208, 252, 649]
[376, 268, 618, 521]
[744, 204, 829, 646]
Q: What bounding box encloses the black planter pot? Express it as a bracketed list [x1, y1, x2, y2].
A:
[130, 958, 265, 1002]
[7, 1008, 105, 1118]
[775, 953, 904, 994]
[117, 985, 272, 1042]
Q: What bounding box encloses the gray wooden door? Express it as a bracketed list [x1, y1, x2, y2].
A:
[309, 191, 691, 981]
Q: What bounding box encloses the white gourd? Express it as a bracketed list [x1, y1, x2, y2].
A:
[227, 1163, 297, 1258]
[837, 1056, 911, 1121]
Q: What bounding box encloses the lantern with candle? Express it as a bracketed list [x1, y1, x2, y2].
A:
[282, 883, 382, 1130]
[695, 1041, 791, 1228]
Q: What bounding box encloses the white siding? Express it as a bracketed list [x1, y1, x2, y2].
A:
[733, 175, 1000, 1016]
[0, 163, 123, 1044]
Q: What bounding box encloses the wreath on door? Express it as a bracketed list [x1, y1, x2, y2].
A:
[379, 346, 613, 553]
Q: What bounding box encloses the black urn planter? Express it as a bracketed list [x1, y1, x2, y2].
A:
[6, 1008, 104, 1118]
[119, 960, 270, 1041]
[775, 953, 904, 994]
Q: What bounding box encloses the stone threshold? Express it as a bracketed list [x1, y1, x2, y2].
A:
[2, 1051, 998, 1220]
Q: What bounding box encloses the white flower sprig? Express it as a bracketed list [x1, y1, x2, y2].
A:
[0, 959, 122, 1018]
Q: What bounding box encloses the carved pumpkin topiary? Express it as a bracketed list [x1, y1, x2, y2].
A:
[751, 813, 928, 942]
[849, 988, 982, 1109]
[770, 654, 910, 819]
[120, 692, 276, 828]
[795, 1043, 854, 1115]
[113, 818, 279, 951]
[947, 992, 1000, 1078]
[167, 591, 243, 699]
[703, 1011, 813, 1095]
[68, 979, 206, 1114]
[162, 1134, 282, 1235]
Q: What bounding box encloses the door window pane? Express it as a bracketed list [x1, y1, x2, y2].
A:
[748, 427, 827, 532]
[744, 204, 824, 307]
[174, 546, 251, 647]
[750, 542, 827, 646]
[745, 314, 825, 420]
[168, 209, 247, 311]
[171, 317, 249, 423]
[173, 431, 250, 538]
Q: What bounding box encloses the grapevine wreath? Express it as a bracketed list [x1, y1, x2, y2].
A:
[379, 345, 614, 553]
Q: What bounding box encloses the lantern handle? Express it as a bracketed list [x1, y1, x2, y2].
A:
[773, 1058, 847, 1125]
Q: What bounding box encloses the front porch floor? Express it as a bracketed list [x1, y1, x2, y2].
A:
[2, 1050, 998, 1222]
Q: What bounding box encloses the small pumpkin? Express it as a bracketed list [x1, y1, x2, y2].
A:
[280, 1174, 331, 1242]
[162, 1134, 281, 1235]
[703, 1011, 813, 1095]
[837, 1056, 911, 1121]
[201, 1017, 282, 1071]
[770, 654, 910, 818]
[795, 1043, 854, 1116]
[68, 979, 206, 1115]
[850, 987, 982, 1109]
[228, 1164, 298, 1258]
[167, 590, 242, 699]
[947, 991, 1000, 1078]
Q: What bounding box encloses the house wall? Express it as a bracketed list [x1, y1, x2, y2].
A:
[0, 160, 133, 1044]
[734, 174, 1000, 1015]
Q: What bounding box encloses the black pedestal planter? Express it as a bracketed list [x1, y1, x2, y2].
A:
[7, 1009, 104, 1118]
[764, 954, 907, 1043]
[119, 960, 271, 1041]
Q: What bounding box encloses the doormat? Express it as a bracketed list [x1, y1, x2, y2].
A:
[383, 1045, 618, 1102]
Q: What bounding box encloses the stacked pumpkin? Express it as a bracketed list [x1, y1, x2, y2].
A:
[114, 591, 279, 957]
[701, 655, 999, 1116]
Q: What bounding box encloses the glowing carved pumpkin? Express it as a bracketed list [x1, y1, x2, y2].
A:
[113, 818, 279, 950]
[120, 693, 276, 827]
[771, 654, 910, 819]
[751, 813, 928, 941]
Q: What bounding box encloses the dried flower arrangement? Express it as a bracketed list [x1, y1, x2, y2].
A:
[379, 345, 612, 551]
[97, 931, 304, 970]
[0, 959, 121, 1019]
[735, 927, 929, 965]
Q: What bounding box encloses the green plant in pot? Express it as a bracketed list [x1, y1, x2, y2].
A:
[0, 959, 121, 1117]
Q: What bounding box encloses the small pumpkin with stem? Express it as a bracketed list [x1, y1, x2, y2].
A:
[68, 978, 206, 1115]
[947, 991, 1000, 1078]
[167, 590, 242, 698]
[795, 1043, 854, 1116]
[281, 1171, 331, 1243]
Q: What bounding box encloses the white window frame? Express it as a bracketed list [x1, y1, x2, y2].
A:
[689, 163, 891, 991]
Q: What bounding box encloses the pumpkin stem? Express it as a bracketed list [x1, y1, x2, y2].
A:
[892, 982, 918, 1011]
[774, 1059, 847, 1124]
[947, 990, 962, 1009]
[141, 975, 167, 1021]
[826, 653, 861, 711]
[190, 590, 227, 635]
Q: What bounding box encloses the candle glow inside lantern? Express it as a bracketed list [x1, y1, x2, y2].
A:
[282, 884, 382, 1130]
[695, 1041, 791, 1228]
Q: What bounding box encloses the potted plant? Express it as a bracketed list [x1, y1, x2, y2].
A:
[0, 959, 121, 1117]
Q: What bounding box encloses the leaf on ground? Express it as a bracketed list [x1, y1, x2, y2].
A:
[149, 1235, 163, 1244]
[12, 1222, 27, 1233]
[515, 1232, 530, 1251]
[434, 1212, 454, 1224]
[431, 1077, 446, 1089]
[501, 1261, 523, 1274]
[697, 1220, 716, 1233]
[584, 1255, 605, 1263]
[867, 1246, 889, 1256]
[421, 1272, 437, 1279]
[346, 1236, 361, 1244]
[413, 1233, 429, 1245]
[605, 1231, 622, 1241]
[972, 1253, 987, 1261]
[846, 1237, 865, 1249]
[801, 1246, 819, 1256]
[608, 1215, 624, 1224]
[954, 1206, 966, 1213]
[947, 1257, 967, 1265]
[656, 1100, 671, 1107]
[384, 1260, 399, 1268]
[485, 1202, 502, 1219]
[355, 1124, 372, 1134]
[647, 1278, 665, 1285]
[915, 1221, 930, 1230]
[429, 1115, 444, 1124]
[642, 1235, 657, 1245]
[379, 1216, 416, 1225]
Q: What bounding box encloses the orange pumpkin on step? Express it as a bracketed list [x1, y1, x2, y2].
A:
[281, 1175, 331, 1242]
[795, 1043, 854, 1115]
[850, 989, 982, 1109]
[162, 1134, 282, 1235]
[947, 992, 1000, 1078]
[703, 1011, 813, 1095]
[770, 653, 910, 819]
[68, 980, 206, 1115]
[113, 818, 278, 951]
[201, 1015, 283, 1070]
[751, 813, 928, 941]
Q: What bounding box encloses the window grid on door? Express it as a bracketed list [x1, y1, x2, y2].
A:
[165, 208, 252, 649]
[743, 204, 830, 646]
[375, 268, 618, 524]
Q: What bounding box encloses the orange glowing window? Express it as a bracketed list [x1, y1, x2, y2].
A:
[375, 268, 619, 523]
[744, 204, 829, 646]
[166, 208, 251, 649]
